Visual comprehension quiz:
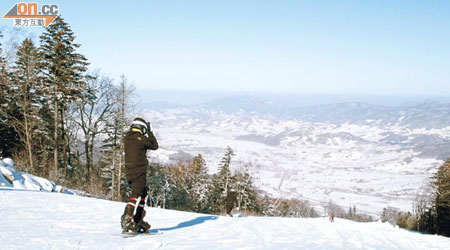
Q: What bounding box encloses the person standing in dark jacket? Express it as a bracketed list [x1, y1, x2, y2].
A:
[121, 117, 158, 233]
[225, 190, 237, 217]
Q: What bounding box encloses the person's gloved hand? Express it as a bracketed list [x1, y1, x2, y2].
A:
[147, 121, 151, 134]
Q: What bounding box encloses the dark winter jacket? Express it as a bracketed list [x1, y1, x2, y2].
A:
[124, 129, 158, 178]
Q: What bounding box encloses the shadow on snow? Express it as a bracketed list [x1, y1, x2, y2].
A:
[151, 215, 218, 233]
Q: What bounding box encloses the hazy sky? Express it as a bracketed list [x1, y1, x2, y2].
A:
[1, 0, 450, 96]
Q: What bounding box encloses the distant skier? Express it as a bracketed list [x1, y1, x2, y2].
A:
[328, 213, 335, 222]
[121, 117, 158, 233]
[225, 190, 237, 217]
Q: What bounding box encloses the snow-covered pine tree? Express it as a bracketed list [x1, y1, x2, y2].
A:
[39, 16, 89, 174]
[8, 38, 42, 171]
[210, 146, 234, 213]
[232, 166, 258, 213]
[434, 158, 450, 237]
[258, 195, 277, 216]
[100, 116, 122, 200]
[147, 163, 174, 208]
[188, 154, 211, 213]
[164, 164, 191, 210]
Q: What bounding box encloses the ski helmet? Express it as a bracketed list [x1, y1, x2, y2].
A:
[130, 117, 148, 134]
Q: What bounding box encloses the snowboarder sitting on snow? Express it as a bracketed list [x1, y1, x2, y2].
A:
[121, 117, 158, 233]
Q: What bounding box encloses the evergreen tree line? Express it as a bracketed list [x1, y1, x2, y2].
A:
[0, 17, 136, 196]
[381, 158, 450, 237]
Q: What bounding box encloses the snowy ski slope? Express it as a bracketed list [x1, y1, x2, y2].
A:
[1, 190, 449, 250]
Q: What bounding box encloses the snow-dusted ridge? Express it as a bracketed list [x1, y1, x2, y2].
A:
[1, 190, 449, 249]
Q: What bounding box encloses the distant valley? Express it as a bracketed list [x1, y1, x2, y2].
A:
[143, 96, 450, 215]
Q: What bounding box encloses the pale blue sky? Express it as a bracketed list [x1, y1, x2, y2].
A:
[1, 0, 450, 96]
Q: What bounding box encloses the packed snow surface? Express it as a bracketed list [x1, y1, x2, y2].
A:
[1, 190, 449, 250]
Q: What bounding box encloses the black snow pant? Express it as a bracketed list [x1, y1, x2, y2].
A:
[128, 173, 147, 198]
[127, 172, 148, 223]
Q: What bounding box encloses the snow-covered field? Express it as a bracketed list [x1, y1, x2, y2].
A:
[1, 190, 450, 250]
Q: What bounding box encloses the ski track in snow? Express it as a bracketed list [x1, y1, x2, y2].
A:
[1, 191, 449, 250]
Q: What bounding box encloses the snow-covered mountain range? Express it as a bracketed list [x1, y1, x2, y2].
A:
[142, 96, 450, 216]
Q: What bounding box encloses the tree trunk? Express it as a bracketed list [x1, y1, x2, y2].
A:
[25, 115, 33, 170]
[85, 138, 90, 179]
[60, 108, 67, 171]
[117, 154, 122, 201]
[53, 98, 59, 173]
[111, 154, 115, 200]
[65, 127, 73, 177]
[89, 135, 95, 181]
[23, 79, 33, 170]
[225, 174, 229, 196]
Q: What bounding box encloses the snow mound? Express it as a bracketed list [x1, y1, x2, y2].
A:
[0, 191, 449, 249]
[1, 158, 14, 168]
[0, 158, 67, 193]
